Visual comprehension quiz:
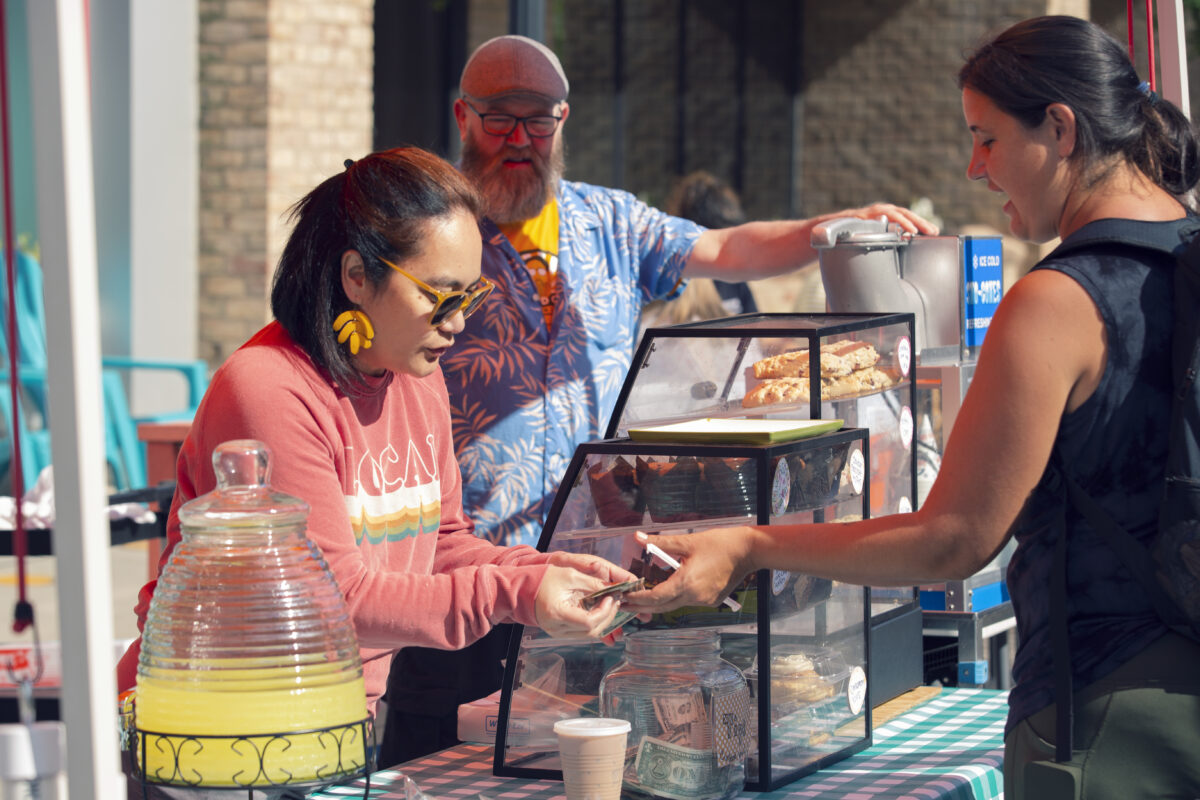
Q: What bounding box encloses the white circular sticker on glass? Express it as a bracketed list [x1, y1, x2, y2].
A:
[896, 335, 912, 377]
[772, 569, 790, 596]
[848, 448, 866, 495]
[898, 496, 913, 515]
[772, 458, 791, 516]
[847, 666, 868, 716]
[899, 405, 914, 450]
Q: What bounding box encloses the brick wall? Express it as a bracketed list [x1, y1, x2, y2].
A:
[550, 0, 1086, 308]
[196, 0, 1188, 359]
[556, 1, 1085, 232]
[196, 0, 373, 366]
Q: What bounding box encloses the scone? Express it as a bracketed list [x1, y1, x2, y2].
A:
[822, 340, 879, 372]
[772, 652, 835, 705]
[775, 673, 836, 704]
[818, 365, 894, 400]
[743, 377, 813, 408]
[753, 350, 852, 380]
[846, 367, 894, 395]
[743, 346, 894, 408]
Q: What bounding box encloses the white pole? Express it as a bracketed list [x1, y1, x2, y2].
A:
[1156, 0, 1191, 118]
[25, 1, 124, 797]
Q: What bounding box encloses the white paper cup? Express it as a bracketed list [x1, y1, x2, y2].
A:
[554, 717, 631, 800]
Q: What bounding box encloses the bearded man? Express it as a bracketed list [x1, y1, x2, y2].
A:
[379, 35, 936, 767]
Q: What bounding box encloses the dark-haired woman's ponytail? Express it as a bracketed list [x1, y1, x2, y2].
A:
[1137, 96, 1200, 197]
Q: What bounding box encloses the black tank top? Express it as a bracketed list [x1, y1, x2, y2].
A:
[1004, 217, 1187, 731]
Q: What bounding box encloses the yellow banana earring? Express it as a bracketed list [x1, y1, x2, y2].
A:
[333, 309, 375, 355]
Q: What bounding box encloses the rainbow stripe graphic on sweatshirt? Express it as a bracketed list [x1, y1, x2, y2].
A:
[345, 438, 442, 545]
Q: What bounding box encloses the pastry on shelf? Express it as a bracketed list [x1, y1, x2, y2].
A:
[773, 652, 837, 706]
[637, 456, 703, 523]
[767, 645, 850, 727]
[587, 456, 643, 527]
[742, 341, 894, 409]
[696, 458, 756, 518]
[751, 341, 879, 380]
[776, 444, 849, 514]
[753, 350, 853, 379]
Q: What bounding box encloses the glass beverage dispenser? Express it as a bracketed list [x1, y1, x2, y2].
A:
[130, 440, 370, 793]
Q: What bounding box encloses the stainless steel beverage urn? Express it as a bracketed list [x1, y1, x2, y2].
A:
[812, 217, 979, 364]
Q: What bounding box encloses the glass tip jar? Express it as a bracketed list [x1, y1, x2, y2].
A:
[599, 629, 751, 800]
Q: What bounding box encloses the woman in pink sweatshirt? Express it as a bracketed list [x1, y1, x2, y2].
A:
[117, 147, 631, 727]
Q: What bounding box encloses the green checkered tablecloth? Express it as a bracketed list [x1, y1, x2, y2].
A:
[310, 687, 1008, 800]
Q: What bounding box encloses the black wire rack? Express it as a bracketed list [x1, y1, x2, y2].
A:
[124, 717, 374, 799]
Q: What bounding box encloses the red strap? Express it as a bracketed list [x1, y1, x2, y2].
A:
[1145, 0, 1157, 92]
[1128, 0, 1136, 63]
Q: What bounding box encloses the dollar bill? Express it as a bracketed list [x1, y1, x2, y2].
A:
[582, 577, 646, 609]
[634, 736, 722, 800]
[661, 721, 712, 750]
[599, 610, 638, 638]
[652, 690, 705, 733]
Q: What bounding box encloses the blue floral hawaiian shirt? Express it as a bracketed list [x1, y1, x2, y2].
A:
[442, 179, 704, 547]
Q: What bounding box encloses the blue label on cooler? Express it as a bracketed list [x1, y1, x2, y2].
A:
[962, 236, 1003, 348]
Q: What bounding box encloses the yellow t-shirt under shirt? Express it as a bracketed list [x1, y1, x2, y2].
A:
[499, 200, 559, 330]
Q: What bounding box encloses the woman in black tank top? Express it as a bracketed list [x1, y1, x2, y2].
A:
[622, 16, 1200, 799]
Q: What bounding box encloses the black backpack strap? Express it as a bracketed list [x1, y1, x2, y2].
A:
[1050, 488, 1074, 762]
[1172, 232, 1200, 408]
[1046, 217, 1200, 260]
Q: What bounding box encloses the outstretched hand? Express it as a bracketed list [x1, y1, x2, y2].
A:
[833, 202, 939, 235]
[533, 553, 639, 640]
[620, 528, 757, 615]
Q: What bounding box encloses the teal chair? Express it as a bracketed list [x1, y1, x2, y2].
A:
[1, 250, 208, 490]
[100, 358, 208, 489]
[0, 366, 53, 492]
[0, 251, 54, 489]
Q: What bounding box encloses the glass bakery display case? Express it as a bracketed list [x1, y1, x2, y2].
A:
[492, 428, 872, 792]
[609, 313, 922, 704]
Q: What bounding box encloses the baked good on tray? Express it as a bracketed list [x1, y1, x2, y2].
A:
[752, 341, 879, 380]
[826, 340, 880, 371]
[743, 341, 893, 408]
[772, 651, 836, 706]
[742, 376, 812, 408]
[742, 370, 895, 408]
[754, 350, 852, 379]
[637, 456, 704, 523]
[587, 456, 643, 526]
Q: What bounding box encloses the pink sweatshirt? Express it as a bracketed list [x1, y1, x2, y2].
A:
[117, 322, 549, 711]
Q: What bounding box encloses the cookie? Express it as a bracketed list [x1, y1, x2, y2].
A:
[742, 377, 812, 408]
[753, 350, 852, 379]
[822, 340, 879, 371]
[775, 673, 836, 704]
[846, 367, 894, 394]
[772, 653, 835, 705]
[743, 358, 895, 409]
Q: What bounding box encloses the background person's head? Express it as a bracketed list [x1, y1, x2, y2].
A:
[665, 171, 747, 229]
[640, 171, 750, 327]
[271, 147, 483, 391]
[453, 35, 570, 225]
[958, 15, 1200, 208]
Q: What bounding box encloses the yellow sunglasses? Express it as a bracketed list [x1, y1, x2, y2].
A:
[381, 258, 495, 327]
